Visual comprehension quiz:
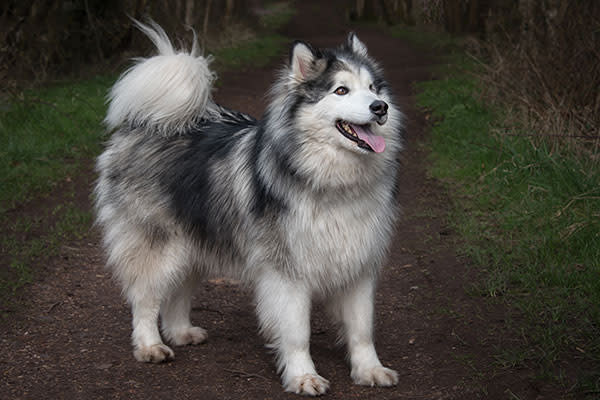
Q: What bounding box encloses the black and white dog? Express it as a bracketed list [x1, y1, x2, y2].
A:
[95, 21, 402, 395]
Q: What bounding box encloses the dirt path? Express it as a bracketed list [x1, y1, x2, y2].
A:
[1, 2, 566, 399]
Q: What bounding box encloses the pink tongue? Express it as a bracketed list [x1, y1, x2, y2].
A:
[352, 124, 386, 153]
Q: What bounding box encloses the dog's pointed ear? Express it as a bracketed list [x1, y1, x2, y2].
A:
[347, 32, 368, 56]
[290, 41, 322, 81]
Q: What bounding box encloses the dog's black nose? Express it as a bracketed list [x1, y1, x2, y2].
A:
[370, 100, 388, 116]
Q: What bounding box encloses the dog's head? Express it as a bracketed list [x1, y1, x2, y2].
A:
[264, 34, 401, 189]
[282, 33, 399, 157]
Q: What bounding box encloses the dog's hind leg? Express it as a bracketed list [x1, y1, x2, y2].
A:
[160, 276, 207, 346]
[129, 283, 175, 363]
[329, 275, 399, 387]
[114, 233, 189, 363]
[255, 270, 330, 396]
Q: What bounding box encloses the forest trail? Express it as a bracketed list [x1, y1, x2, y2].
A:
[1, 1, 562, 399]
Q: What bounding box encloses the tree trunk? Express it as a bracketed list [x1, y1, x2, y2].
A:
[466, 0, 481, 33]
[224, 0, 235, 25]
[185, 0, 195, 26]
[203, 0, 213, 36]
[397, 0, 414, 25]
[443, 0, 463, 33]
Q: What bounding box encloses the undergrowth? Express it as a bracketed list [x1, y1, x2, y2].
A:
[414, 48, 600, 395]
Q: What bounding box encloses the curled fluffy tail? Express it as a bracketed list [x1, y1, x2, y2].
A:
[105, 20, 215, 135]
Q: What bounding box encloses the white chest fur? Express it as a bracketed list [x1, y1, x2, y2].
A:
[283, 187, 394, 290]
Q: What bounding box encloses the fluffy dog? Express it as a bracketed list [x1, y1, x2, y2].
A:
[95, 21, 402, 395]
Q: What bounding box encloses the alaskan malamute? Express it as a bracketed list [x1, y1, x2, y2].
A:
[95, 21, 402, 395]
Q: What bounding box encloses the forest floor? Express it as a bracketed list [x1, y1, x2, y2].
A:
[0, 1, 575, 399]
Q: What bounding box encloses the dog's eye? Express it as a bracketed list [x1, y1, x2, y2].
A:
[334, 86, 349, 96]
[369, 83, 376, 93]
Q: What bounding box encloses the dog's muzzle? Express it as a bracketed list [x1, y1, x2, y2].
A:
[370, 100, 388, 125]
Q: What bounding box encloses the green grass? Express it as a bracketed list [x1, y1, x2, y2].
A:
[0, 75, 110, 307]
[210, 1, 293, 72]
[259, 1, 295, 31]
[213, 34, 288, 71]
[1, 202, 93, 312]
[415, 52, 600, 394]
[0, 75, 112, 212]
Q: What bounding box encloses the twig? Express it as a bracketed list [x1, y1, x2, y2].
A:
[478, 160, 509, 182]
[192, 306, 224, 316]
[46, 301, 62, 313]
[555, 191, 600, 218]
[451, 331, 468, 346]
[498, 131, 597, 140]
[223, 368, 269, 381]
[506, 389, 523, 400]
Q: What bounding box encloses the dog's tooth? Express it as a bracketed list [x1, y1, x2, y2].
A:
[338, 121, 359, 138]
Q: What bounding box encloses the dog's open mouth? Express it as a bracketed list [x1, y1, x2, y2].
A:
[336, 120, 386, 153]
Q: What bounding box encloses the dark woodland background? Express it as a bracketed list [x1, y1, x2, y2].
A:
[2, 0, 598, 140]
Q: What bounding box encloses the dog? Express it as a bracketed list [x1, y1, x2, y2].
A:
[95, 21, 402, 396]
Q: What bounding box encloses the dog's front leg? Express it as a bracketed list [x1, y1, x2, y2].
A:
[332, 275, 398, 387]
[255, 271, 329, 396]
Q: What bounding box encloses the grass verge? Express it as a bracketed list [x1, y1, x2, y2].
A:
[0, 74, 108, 310]
[409, 32, 600, 396]
[210, 1, 293, 72]
[259, 1, 295, 31]
[1, 202, 92, 314]
[1, 76, 111, 212]
[213, 34, 288, 71]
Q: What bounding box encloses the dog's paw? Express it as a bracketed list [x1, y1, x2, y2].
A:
[134, 343, 175, 363]
[352, 365, 398, 387]
[170, 326, 208, 346]
[285, 373, 330, 396]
